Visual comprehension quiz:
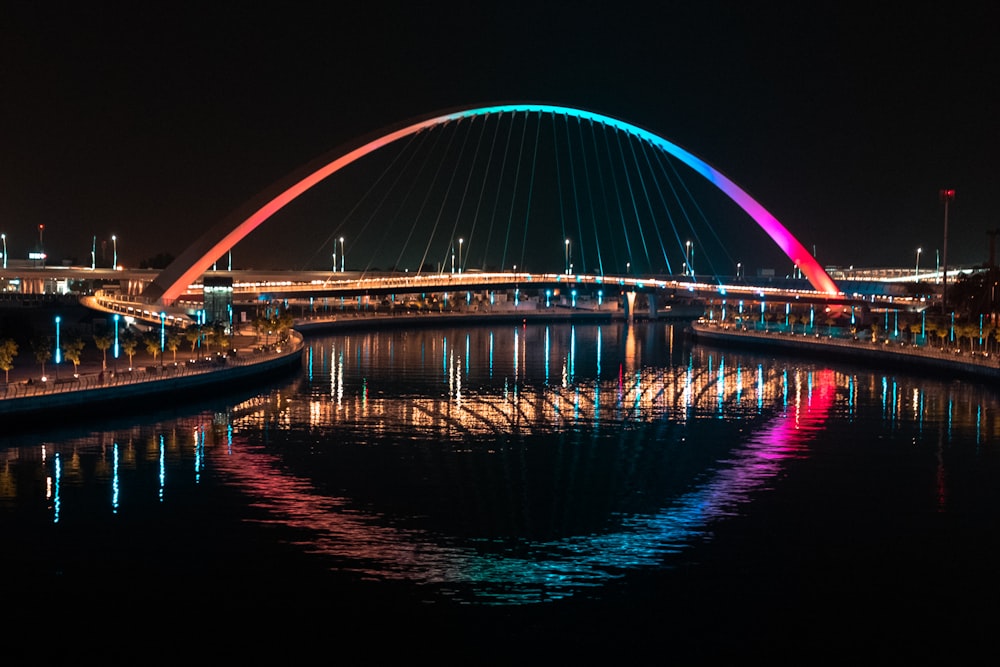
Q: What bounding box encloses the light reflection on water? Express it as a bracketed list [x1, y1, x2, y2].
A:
[211, 363, 834, 604]
[2, 322, 999, 606]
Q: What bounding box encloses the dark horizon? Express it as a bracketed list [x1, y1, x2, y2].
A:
[2, 3, 998, 273]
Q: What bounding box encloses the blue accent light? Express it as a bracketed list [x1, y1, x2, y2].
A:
[54, 316, 61, 364]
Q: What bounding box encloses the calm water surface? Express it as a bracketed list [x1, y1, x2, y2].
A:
[3, 321, 999, 660]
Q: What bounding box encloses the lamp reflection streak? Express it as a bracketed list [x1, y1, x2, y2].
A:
[209, 361, 837, 605]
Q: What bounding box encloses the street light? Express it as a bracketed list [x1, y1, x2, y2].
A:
[54, 315, 61, 378]
[941, 188, 955, 312]
[1, 233, 6, 269]
[112, 234, 118, 270]
[915, 247, 922, 280]
[458, 238, 463, 274]
[565, 239, 570, 275]
[685, 241, 691, 278]
[160, 312, 166, 368]
[736, 262, 742, 280]
[113, 313, 120, 374]
[339, 237, 345, 272]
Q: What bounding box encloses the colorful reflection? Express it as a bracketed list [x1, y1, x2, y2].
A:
[3, 324, 998, 605]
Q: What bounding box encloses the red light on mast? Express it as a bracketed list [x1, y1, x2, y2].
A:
[940, 189, 956, 201]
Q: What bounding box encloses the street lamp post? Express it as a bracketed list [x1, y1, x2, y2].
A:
[736, 262, 742, 280]
[565, 239, 570, 275]
[160, 312, 166, 368]
[685, 241, 691, 278]
[1, 233, 6, 269]
[54, 315, 61, 379]
[915, 247, 922, 280]
[113, 313, 120, 375]
[458, 238, 463, 274]
[112, 235, 118, 270]
[339, 237, 345, 272]
[941, 189, 955, 312]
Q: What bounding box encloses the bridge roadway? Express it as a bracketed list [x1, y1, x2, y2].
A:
[0, 265, 928, 327]
[219, 270, 851, 302]
[65, 267, 927, 329]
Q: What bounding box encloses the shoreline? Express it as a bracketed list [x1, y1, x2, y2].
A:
[0, 331, 305, 422]
[685, 320, 1000, 383]
[11, 306, 994, 428]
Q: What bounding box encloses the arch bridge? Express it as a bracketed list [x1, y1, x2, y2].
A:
[140, 103, 843, 312]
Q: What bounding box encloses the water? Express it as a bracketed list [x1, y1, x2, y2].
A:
[3, 321, 999, 660]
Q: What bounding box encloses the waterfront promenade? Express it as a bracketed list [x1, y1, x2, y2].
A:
[6, 307, 1000, 424]
[687, 320, 1000, 382]
[0, 329, 304, 420]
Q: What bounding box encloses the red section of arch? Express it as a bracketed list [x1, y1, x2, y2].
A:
[144, 112, 458, 305]
[145, 104, 839, 305]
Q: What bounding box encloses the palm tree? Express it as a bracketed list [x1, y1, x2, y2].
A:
[956, 323, 979, 352]
[214, 326, 231, 354]
[62, 338, 86, 376]
[93, 332, 112, 370]
[185, 325, 201, 354]
[31, 337, 52, 379]
[167, 332, 181, 364]
[274, 310, 294, 344]
[121, 332, 138, 370]
[143, 333, 161, 366]
[0, 338, 18, 383]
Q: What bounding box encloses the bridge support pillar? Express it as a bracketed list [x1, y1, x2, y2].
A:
[624, 292, 637, 321]
[647, 294, 659, 319]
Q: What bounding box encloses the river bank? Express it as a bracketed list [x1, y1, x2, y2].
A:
[686, 320, 1000, 383]
[0, 326, 304, 425]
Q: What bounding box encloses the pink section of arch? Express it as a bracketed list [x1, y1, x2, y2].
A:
[146, 105, 839, 305]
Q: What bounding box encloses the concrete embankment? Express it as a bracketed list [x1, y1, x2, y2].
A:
[1, 332, 305, 423]
[686, 322, 1000, 383]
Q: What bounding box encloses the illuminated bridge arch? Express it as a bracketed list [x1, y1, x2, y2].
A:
[143, 103, 840, 305]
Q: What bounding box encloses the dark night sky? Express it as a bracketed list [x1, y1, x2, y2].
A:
[2, 1, 998, 273]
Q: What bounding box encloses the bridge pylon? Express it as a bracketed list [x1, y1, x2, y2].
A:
[624, 292, 637, 321]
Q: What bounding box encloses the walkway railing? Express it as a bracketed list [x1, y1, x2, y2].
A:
[691, 320, 1000, 371]
[1, 332, 303, 401]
